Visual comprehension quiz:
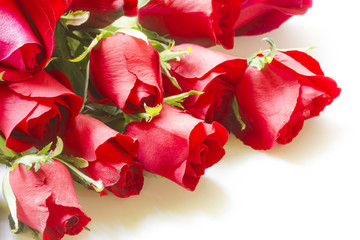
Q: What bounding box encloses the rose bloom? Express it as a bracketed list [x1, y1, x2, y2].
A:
[63, 114, 144, 198]
[0, 0, 72, 81]
[125, 104, 228, 191]
[138, 0, 242, 49]
[69, 0, 138, 28]
[164, 43, 247, 123]
[9, 160, 91, 240]
[0, 70, 83, 152]
[235, 0, 313, 36]
[89, 32, 163, 113]
[228, 50, 341, 150]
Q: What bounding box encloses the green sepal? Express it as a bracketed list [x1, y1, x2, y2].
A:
[116, 28, 148, 43]
[159, 46, 191, 91]
[161, 61, 182, 90]
[138, 0, 151, 8]
[247, 37, 277, 70]
[57, 155, 89, 169]
[60, 10, 90, 27]
[36, 142, 53, 156]
[163, 90, 203, 109]
[69, 31, 112, 63]
[142, 104, 162, 122]
[2, 171, 19, 232]
[8, 215, 24, 234]
[55, 158, 104, 192]
[0, 71, 5, 81]
[0, 136, 19, 159]
[232, 98, 246, 131]
[11, 137, 64, 171]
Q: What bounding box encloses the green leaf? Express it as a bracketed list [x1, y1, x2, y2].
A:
[61, 11, 90, 26]
[2, 171, 19, 232]
[80, 61, 90, 112]
[47, 22, 87, 97]
[55, 158, 104, 192]
[136, 21, 173, 45]
[232, 98, 246, 131]
[138, 0, 151, 9]
[163, 90, 203, 109]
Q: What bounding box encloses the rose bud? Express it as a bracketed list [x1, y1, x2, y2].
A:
[235, 0, 313, 36]
[68, 0, 138, 28]
[63, 114, 143, 198]
[0, 70, 83, 152]
[138, 0, 242, 49]
[0, 0, 72, 81]
[229, 50, 341, 150]
[89, 32, 163, 114]
[125, 104, 228, 191]
[163, 43, 247, 123]
[9, 160, 91, 240]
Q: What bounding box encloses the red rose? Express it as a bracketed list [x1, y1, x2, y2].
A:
[89, 32, 163, 113]
[235, 0, 312, 36]
[164, 43, 247, 123]
[63, 114, 143, 198]
[138, 0, 242, 49]
[69, 0, 138, 28]
[0, 70, 83, 152]
[125, 104, 228, 191]
[9, 160, 91, 240]
[229, 50, 340, 150]
[0, 0, 72, 81]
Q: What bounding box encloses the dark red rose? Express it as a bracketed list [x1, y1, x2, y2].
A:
[0, 70, 83, 152]
[138, 0, 242, 49]
[63, 114, 143, 198]
[228, 50, 340, 150]
[69, 0, 138, 28]
[89, 32, 163, 113]
[164, 43, 247, 123]
[9, 160, 91, 240]
[0, 0, 72, 81]
[235, 0, 312, 36]
[125, 104, 228, 191]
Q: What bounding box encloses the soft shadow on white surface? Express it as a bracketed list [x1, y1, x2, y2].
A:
[267, 116, 343, 164]
[76, 173, 228, 230]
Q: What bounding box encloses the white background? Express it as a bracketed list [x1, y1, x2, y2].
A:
[1, 0, 360, 239]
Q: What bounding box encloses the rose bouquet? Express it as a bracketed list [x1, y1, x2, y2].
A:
[0, 0, 340, 239]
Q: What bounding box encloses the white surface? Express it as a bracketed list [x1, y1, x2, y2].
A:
[1, 1, 360, 239]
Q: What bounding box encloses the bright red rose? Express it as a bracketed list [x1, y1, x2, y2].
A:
[0, 70, 83, 152]
[63, 114, 143, 198]
[125, 104, 228, 191]
[138, 0, 242, 49]
[0, 0, 72, 81]
[228, 50, 340, 150]
[9, 160, 91, 240]
[89, 32, 163, 113]
[164, 43, 247, 123]
[69, 0, 138, 28]
[235, 0, 312, 36]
